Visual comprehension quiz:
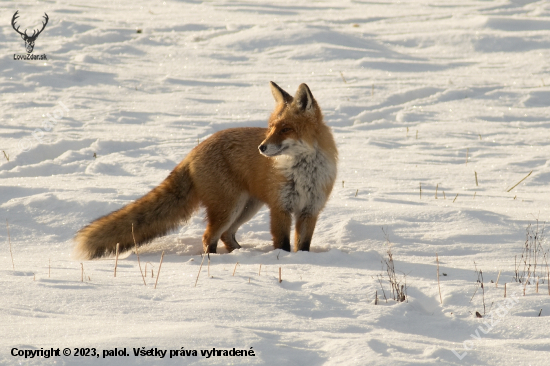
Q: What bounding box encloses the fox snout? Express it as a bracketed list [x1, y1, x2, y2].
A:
[258, 143, 284, 157]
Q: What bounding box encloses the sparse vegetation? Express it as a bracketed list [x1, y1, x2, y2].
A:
[377, 229, 407, 303]
[513, 220, 549, 287]
[470, 262, 486, 315]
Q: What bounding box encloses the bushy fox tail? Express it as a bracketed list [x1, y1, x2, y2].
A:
[73, 160, 199, 260]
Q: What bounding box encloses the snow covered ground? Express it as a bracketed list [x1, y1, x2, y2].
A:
[2, 0, 550, 364]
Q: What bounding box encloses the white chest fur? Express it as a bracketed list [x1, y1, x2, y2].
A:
[275, 141, 336, 215]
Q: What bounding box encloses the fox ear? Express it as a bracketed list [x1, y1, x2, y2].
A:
[294, 83, 315, 112]
[270, 81, 293, 105]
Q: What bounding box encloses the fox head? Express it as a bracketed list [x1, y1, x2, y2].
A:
[258, 82, 323, 157]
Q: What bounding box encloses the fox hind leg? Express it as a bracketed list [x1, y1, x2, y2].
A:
[202, 193, 250, 254]
[221, 198, 263, 251]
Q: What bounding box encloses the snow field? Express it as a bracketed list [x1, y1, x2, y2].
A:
[2, 0, 550, 365]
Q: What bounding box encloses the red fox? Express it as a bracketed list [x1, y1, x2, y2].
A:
[74, 82, 337, 259]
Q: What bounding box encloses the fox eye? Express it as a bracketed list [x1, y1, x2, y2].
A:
[280, 127, 292, 134]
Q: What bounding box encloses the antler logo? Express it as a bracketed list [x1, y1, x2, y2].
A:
[12, 10, 49, 54]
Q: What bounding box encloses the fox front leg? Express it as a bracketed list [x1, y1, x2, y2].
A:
[270, 209, 292, 252]
[294, 213, 318, 252]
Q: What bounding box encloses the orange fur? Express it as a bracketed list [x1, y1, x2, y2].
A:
[73, 82, 337, 259]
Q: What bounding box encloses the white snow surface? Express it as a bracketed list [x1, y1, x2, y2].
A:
[2, 0, 550, 365]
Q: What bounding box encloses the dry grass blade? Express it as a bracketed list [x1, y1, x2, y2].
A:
[114, 243, 120, 277]
[507, 170, 533, 192]
[436, 253, 442, 304]
[7, 220, 14, 271]
[194, 252, 206, 287]
[132, 223, 146, 286]
[339, 71, 347, 83]
[154, 251, 165, 289]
